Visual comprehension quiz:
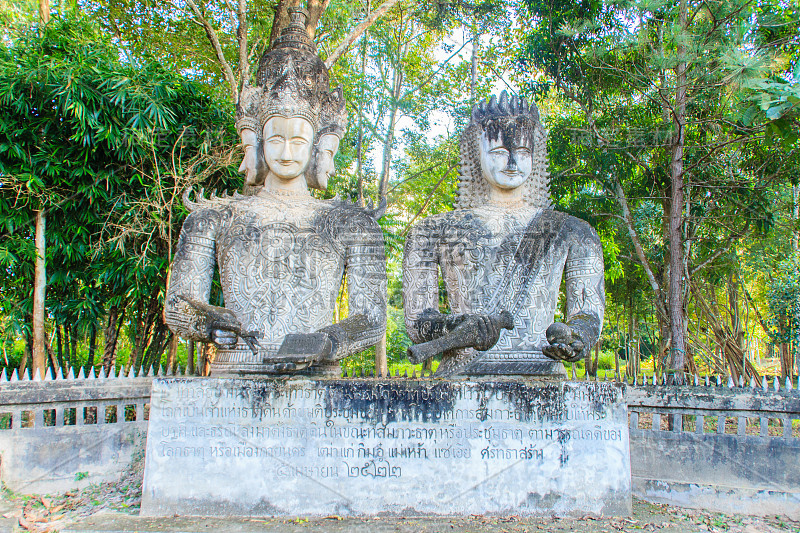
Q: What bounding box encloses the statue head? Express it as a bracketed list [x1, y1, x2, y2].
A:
[306, 87, 347, 190]
[241, 8, 347, 189]
[455, 91, 550, 209]
[263, 115, 315, 181]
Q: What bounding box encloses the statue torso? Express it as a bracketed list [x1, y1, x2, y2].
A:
[431, 205, 571, 354]
[213, 192, 345, 345]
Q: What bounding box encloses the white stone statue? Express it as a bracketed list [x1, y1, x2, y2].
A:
[164, 9, 387, 375]
[402, 92, 605, 377]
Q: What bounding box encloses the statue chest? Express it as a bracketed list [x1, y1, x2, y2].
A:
[213, 208, 344, 336]
[436, 211, 568, 315]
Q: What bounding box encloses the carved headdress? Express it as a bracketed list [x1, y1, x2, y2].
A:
[455, 91, 550, 209]
[236, 8, 347, 143]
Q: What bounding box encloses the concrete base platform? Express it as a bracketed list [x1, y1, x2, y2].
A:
[141, 378, 631, 517]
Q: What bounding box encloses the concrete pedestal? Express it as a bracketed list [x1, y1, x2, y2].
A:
[141, 378, 630, 517]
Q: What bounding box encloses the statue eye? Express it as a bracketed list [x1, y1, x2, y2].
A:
[516, 148, 531, 156]
[489, 147, 509, 156]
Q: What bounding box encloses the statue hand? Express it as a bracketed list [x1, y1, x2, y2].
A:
[206, 307, 242, 349]
[269, 332, 335, 373]
[542, 322, 585, 363]
[465, 314, 502, 352]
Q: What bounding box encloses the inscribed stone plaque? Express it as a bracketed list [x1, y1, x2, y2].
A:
[141, 378, 630, 516]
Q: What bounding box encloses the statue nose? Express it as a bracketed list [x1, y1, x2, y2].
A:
[506, 151, 518, 171]
[280, 140, 293, 160]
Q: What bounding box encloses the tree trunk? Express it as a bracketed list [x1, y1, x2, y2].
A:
[103, 306, 123, 373]
[373, 28, 403, 374]
[666, 0, 688, 383]
[132, 295, 160, 369]
[45, 336, 59, 374]
[19, 331, 31, 375]
[779, 312, 792, 379]
[470, 29, 480, 103]
[187, 340, 196, 375]
[56, 324, 64, 369]
[143, 322, 169, 371]
[375, 333, 388, 376]
[87, 324, 97, 367]
[69, 324, 78, 369]
[201, 343, 215, 376]
[626, 293, 639, 378]
[793, 185, 799, 252]
[32, 209, 46, 378]
[39, 0, 50, 24]
[377, 31, 404, 200]
[166, 334, 178, 373]
[355, 4, 369, 207]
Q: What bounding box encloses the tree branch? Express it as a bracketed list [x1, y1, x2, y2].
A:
[401, 163, 457, 235]
[612, 177, 667, 319]
[237, 0, 249, 88]
[324, 0, 403, 68]
[184, 0, 238, 103]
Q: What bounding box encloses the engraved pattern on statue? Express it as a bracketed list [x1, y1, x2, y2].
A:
[403, 208, 605, 371]
[215, 198, 344, 345]
[165, 208, 221, 341]
[317, 202, 388, 355]
[402, 92, 606, 376]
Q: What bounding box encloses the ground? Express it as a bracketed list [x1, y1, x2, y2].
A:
[1, 444, 797, 533]
[0, 480, 797, 533]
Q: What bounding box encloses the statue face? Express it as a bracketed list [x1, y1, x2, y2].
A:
[312, 134, 340, 190]
[263, 116, 315, 180]
[478, 121, 533, 191]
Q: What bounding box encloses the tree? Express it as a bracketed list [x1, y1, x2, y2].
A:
[0, 18, 239, 373]
[517, 0, 800, 380]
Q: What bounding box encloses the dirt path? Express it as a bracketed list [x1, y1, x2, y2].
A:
[1, 491, 798, 533]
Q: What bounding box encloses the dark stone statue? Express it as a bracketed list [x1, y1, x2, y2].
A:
[402, 92, 605, 377]
[164, 9, 387, 376]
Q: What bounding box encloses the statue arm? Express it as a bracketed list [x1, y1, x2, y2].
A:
[318, 218, 387, 360]
[164, 209, 221, 342]
[563, 227, 606, 352]
[402, 221, 447, 344]
[402, 219, 507, 356]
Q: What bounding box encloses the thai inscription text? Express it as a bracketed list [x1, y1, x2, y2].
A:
[151, 379, 624, 482]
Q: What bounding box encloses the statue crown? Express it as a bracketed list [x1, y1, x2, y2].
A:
[470, 90, 540, 125]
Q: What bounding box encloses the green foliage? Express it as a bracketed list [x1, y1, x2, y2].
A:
[766, 259, 800, 346]
[0, 18, 239, 369]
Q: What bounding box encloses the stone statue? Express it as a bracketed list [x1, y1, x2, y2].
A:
[164, 8, 387, 376]
[402, 92, 605, 377]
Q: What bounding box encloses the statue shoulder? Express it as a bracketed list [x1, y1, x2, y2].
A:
[408, 209, 478, 236]
[182, 188, 242, 213]
[178, 188, 248, 236]
[180, 206, 223, 237]
[319, 198, 383, 240]
[551, 211, 601, 245]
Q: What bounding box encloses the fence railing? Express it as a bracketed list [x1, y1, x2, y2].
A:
[1, 366, 799, 516]
[0, 370, 155, 431]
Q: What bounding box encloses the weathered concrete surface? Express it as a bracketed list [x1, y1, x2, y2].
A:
[628, 385, 800, 520]
[0, 377, 152, 495]
[631, 430, 800, 520]
[0, 424, 147, 494]
[141, 378, 630, 517]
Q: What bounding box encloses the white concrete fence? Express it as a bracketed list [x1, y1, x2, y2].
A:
[0, 367, 798, 517]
